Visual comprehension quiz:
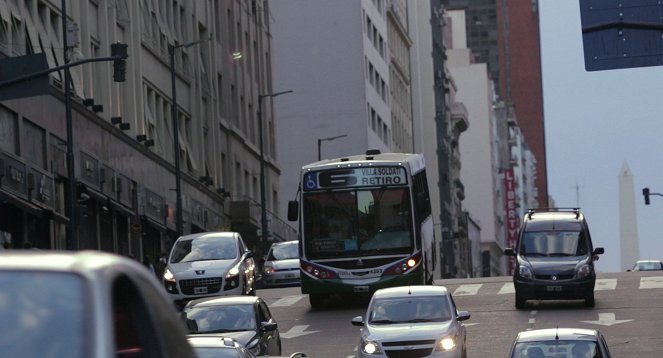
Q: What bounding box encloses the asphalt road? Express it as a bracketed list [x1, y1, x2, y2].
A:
[257, 271, 663, 357]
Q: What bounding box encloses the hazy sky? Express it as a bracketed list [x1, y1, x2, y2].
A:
[539, 0, 663, 272]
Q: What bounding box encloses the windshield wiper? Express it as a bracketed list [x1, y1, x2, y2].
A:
[405, 318, 434, 323]
[370, 319, 397, 324]
[524, 252, 548, 257]
[197, 328, 246, 333]
[548, 253, 573, 257]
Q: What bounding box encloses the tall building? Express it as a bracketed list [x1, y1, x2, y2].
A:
[271, 1, 426, 218]
[443, 0, 546, 208]
[619, 161, 639, 272]
[0, 0, 295, 260]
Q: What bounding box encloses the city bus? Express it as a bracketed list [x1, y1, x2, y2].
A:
[287, 149, 436, 307]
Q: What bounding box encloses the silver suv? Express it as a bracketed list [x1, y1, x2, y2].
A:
[163, 232, 256, 308]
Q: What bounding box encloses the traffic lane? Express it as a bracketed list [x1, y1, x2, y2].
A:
[450, 284, 532, 358]
[523, 274, 663, 357]
[261, 288, 367, 358]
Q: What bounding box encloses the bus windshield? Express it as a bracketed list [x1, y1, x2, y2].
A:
[302, 187, 413, 259]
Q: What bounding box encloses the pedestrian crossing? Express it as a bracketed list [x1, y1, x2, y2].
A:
[447, 276, 663, 297]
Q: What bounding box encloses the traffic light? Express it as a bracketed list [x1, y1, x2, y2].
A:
[110, 43, 128, 82]
[643, 187, 650, 205]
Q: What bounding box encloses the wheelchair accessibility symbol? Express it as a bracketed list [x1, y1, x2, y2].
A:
[304, 173, 318, 190]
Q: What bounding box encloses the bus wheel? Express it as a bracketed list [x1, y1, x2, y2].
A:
[309, 294, 324, 308]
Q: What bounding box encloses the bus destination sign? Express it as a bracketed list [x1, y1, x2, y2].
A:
[303, 166, 407, 191]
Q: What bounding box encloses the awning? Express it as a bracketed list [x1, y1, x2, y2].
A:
[1, 189, 47, 219]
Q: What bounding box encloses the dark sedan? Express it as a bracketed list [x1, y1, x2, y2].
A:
[182, 295, 282, 356]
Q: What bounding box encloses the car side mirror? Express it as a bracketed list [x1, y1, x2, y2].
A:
[593, 247, 604, 255]
[245, 251, 254, 259]
[626, 269, 632, 272]
[457, 311, 471, 321]
[159, 256, 167, 265]
[504, 248, 516, 257]
[261, 321, 278, 332]
[351, 316, 364, 327]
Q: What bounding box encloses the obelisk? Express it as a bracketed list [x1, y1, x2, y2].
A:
[619, 161, 639, 271]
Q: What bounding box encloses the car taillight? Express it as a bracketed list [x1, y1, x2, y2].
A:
[383, 253, 421, 276]
[300, 260, 338, 279]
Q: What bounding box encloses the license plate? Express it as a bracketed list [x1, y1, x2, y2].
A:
[286, 274, 295, 278]
[546, 285, 562, 292]
[194, 286, 208, 294]
[353, 285, 369, 293]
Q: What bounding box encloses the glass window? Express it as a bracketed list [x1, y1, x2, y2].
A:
[0, 105, 18, 154]
[512, 341, 598, 358]
[303, 187, 412, 259]
[170, 236, 238, 263]
[183, 304, 256, 333]
[369, 295, 451, 324]
[0, 271, 87, 358]
[520, 230, 586, 256]
[268, 242, 298, 260]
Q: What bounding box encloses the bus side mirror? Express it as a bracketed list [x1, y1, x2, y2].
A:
[287, 200, 299, 221]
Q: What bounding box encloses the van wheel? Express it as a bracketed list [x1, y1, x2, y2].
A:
[584, 293, 595, 307]
[515, 291, 526, 309]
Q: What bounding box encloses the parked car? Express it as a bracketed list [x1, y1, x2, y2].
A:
[507, 328, 613, 358]
[182, 295, 282, 356]
[351, 285, 470, 358]
[0, 250, 196, 358]
[163, 232, 257, 308]
[504, 208, 604, 309]
[628, 259, 663, 271]
[261, 240, 301, 288]
[187, 336, 257, 358]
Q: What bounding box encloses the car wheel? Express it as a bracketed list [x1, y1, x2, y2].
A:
[515, 290, 526, 309]
[584, 292, 595, 307]
[461, 346, 467, 358]
[309, 293, 324, 308]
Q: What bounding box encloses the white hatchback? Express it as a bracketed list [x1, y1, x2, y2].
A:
[351, 285, 471, 358]
[163, 232, 257, 308]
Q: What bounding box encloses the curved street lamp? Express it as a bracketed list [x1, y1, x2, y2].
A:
[317, 134, 348, 161]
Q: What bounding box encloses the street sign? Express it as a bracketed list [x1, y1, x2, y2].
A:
[0, 53, 50, 101]
[580, 0, 663, 71]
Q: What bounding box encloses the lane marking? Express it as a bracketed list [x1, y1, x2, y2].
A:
[595, 278, 617, 291]
[639, 276, 663, 289]
[498, 282, 515, 294]
[453, 284, 482, 296]
[281, 325, 319, 339]
[581, 312, 633, 326]
[271, 295, 304, 307]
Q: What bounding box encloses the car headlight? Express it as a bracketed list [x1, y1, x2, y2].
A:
[163, 268, 176, 282]
[245, 338, 259, 353]
[518, 265, 533, 279]
[435, 336, 457, 351]
[264, 266, 275, 274]
[361, 340, 381, 355]
[226, 266, 240, 278]
[577, 264, 592, 278]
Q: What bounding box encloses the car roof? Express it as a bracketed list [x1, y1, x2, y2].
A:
[0, 250, 146, 274]
[272, 240, 298, 246]
[187, 295, 261, 307]
[636, 259, 662, 263]
[523, 210, 584, 231]
[177, 231, 238, 241]
[187, 335, 240, 348]
[372, 285, 449, 299]
[515, 328, 600, 343]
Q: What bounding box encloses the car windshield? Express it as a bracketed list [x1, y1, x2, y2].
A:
[519, 231, 588, 256]
[0, 271, 87, 358]
[170, 236, 238, 263]
[302, 187, 413, 259]
[512, 340, 598, 358]
[368, 295, 451, 324]
[635, 261, 663, 271]
[183, 304, 257, 333]
[268, 242, 298, 260]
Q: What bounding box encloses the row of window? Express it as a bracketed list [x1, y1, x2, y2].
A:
[364, 12, 386, 60]
[367, 104, 390, 147]
[365, 57, 389, 103]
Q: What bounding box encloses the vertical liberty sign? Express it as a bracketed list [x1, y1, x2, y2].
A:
[504, 168, 519, 275]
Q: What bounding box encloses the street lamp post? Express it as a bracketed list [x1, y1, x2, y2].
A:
[317, 134, 348, 161]
[169, 39, 206, 237]
[258, 90, 293, 246]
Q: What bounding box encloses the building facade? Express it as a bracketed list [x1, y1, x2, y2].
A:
[442, 0, 546, 208]
[0, 0, 295, 261]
